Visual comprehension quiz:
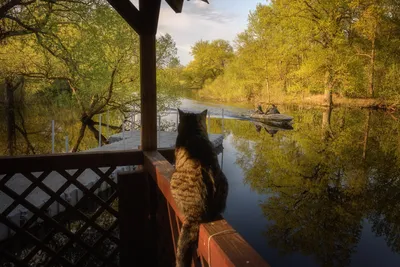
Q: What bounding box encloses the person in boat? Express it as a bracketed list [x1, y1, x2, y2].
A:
[254, 104, 264, 114]
[265, 104, 280, 115]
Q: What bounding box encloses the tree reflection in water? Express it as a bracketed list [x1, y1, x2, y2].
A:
[228, 107, 400, 267]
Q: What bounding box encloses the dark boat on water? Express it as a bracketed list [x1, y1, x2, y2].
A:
[249, 113, 294, 127]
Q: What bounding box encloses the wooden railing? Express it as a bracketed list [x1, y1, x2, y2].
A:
[0, 150, 143, 267]
[0, 149, 270, 267]
[143, 151, 270, 267]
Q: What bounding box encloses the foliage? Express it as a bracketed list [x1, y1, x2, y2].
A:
[182, 39, 234, 89]
[218, 107, 400, 266]
[0, 1, 182, 154]
[189, 0, 400, 104]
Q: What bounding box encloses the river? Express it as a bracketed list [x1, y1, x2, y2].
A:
[2, 97, 400, 267]
[174, 98, 400, 267]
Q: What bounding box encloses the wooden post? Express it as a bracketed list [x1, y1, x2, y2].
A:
[139, 0, 160, 151]
[118, 170, 157, 267]
[140, 34, 157, 151]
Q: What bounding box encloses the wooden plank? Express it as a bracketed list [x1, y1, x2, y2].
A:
[118, 170, 156, 267]
[198, 220, 270, 267]
[165, 0, 184, 13]
[140, 33, 158, 151]
[139, 0, 161, 35]
[106, 0, 143, 34]
[158, 148, 175, 164]
[143, 151, 183, 222]
[0, 150, 143, 174]
[156, 193, 175, 267]
[139, 0, 160, 151]
[143, 151, 271, 267]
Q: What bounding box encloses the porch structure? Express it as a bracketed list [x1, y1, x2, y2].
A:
[0, 0, 270, 266]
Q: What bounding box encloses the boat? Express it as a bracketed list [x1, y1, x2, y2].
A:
[249, 113, 293, 127]
[252, 120, 293, 131]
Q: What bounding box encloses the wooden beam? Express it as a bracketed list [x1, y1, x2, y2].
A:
[140, 33, 158, 151]
[118, 170, 157, 267]
[158, 148, 175, 163]
[0, 150, 143, 174]
[138, 0, 161, 151]
[139, 0, 161, 35]
[106, 0, 143, 35]
[165, 0, 184, 13]
[198, 221, 270, 267]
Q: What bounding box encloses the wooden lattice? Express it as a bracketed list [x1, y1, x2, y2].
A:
[0, 165, 122, 267]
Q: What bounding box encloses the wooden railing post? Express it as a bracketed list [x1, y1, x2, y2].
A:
[139, 0, 161, 151]
[118, 169, 157, 267]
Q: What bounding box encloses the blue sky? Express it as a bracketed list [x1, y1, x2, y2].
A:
[155, 0, 267, 65]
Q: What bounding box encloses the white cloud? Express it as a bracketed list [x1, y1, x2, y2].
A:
[129, 0, 260, 65]
[158, 0, 242, 65]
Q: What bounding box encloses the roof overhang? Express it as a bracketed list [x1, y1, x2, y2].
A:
[165, 0, 209, 13]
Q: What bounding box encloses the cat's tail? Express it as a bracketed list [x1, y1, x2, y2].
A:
[175, 220, 200, 267]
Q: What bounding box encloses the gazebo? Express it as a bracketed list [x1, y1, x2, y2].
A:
[0, 0, 270, 266]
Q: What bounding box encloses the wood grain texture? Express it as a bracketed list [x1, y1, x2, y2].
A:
[118, 170, 157, 267]
[198, 220, 271, 267]
[140, 33, 158, 151]
[0, 150, 143, 174]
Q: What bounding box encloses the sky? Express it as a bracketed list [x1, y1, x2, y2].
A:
[132, 0, 267, 65]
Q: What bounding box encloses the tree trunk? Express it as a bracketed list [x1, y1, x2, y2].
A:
[87, 122, 109, 145]
[362, 110, 371, 160]
[266, 76, 270, 103]
[72, 123, 87, 152]
[368, 36, 376, 98]
[322, 107, 333, 141]
[5, 78, 16, 156]
[324, 70, 333, 107]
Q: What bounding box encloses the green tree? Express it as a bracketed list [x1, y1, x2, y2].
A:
[183, 39, 234, 89]
[0, 3, 182, 154]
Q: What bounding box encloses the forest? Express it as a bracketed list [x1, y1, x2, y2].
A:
[204, 106, 400, 266]
[182, 0, 400, 106]
[0, 0, 183, 155]
[2, 0, 400, 156]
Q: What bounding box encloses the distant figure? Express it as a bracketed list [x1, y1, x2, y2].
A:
[266, 104, 280, 115]
[255, 104, 264, 114]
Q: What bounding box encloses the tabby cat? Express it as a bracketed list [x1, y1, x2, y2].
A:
[170, 109, 228, 267]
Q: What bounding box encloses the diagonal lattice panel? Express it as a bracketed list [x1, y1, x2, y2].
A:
[21, 167, 118, 263]
[0, 183, 115, 264]
[0, 164, 122, 267]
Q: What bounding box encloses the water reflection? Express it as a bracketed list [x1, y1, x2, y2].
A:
[2, 96, 400, 266]
[221, 107, 400, 267]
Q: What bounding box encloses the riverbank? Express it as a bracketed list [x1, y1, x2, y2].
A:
[194, 91, 399, 111]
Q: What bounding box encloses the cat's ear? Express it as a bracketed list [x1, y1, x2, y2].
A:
[200, 109, 207, 117]
[178, 108, 184, 117]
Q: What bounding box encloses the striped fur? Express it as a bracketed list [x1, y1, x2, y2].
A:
[170, 109, 228, 267]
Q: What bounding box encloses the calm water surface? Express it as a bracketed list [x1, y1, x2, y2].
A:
[177, 98, 400, 267]
[2, 97, 400, 267]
